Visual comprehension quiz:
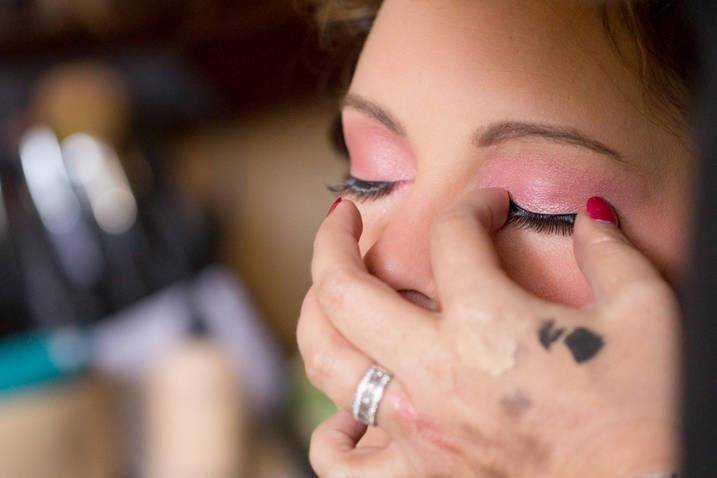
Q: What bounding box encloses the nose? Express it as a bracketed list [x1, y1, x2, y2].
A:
[362, 205, 440, 312]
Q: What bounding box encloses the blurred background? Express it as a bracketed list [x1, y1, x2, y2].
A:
[0, 1, 352, 476]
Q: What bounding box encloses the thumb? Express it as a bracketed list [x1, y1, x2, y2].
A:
[573, 197, 662, 301]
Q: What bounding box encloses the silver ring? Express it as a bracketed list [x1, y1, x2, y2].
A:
[352, 364, 393, 426]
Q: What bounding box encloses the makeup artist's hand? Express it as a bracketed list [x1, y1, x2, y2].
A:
[297, 189, 681, 478]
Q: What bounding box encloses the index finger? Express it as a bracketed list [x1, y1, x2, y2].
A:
[430, 188, 516, 311]
[311, 198, 439, 375]
[311, 198, 367, 281]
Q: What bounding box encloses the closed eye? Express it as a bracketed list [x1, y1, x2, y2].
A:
[328, 176, 397, 202]
[328, 176, 576, 236]
[507, 201, 576, 236]
[327, 110, 575, 237]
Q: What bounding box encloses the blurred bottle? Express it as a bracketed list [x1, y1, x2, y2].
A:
[144, 318, 247, 478]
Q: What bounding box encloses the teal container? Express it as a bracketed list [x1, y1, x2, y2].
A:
[0, 327, 88, 393]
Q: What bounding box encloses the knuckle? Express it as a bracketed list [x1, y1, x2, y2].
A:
[296, 320, 316, 365]
[445, 288, 508, 322]
[586, 233, 624, 256]
[316, 264, 360, 313]
[296, 294, 317, 356]
[304, 340, 335, 390]
[295, 315, 309, 356]
[300, 288, 316, 315]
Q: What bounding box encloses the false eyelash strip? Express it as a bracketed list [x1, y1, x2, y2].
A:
[507, 201, 576, 236]
[327, 176, 397, 202]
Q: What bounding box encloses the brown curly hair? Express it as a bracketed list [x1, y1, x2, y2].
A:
[306, 0, 696, 132]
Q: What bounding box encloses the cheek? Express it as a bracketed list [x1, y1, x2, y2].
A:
[620, 195, 692, 285]
[495, 230, 593, 307]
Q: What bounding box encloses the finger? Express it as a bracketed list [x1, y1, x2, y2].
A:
[298, 289, 409, 432]
[312, 199, 439, 375]
[573, 197, 664, 301]
[357, 427, 392, 449]
[310, 411, 411, 478]
[326, 445, 411, 478]
[311, 198, 366, 281]
[430, 187, 515, 309]
[310, 410, 367, 477]
[297, 288, 373, 410]
[315, 265, 439, 377]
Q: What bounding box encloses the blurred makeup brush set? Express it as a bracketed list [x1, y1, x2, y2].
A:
[0, 60, 289, 478]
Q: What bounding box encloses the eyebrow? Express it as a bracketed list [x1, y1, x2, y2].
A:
[342, 94, 406, 135]
[342, 93, 625, 163]
[476, 121, 624, 162]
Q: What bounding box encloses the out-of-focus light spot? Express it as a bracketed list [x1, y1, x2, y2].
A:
[48, 327, 89, 373]
[20, 126, 81, 234]
[62, 133, 138, 235]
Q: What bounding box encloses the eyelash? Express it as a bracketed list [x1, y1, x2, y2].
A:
[328, 176, 576, 236]
[328, 176, 397, 202]
[328, 117, 575, 236]
[507, 201, 575, 236]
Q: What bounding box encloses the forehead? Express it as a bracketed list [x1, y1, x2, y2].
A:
[350, 0, 653, 162]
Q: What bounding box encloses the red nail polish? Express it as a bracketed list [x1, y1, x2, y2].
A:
[327, 197, 342, 216]
[586, 196, 618, 225]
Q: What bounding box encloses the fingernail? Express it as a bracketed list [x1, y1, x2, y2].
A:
[586, 196, 618, 226]
[327, 197, 342, 216]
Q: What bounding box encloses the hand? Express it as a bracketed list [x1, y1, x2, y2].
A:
[297, 189, 681, 477]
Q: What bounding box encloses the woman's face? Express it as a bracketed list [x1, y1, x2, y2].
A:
[341, 0, 694, 309]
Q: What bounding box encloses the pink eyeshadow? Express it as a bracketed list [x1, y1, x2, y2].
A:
[342, 113, 416, 181]
[474, 155, 638, 214]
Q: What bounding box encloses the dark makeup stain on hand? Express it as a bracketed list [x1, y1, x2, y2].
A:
[564, 327, 604, 363]
[538, 320, 566, 350]
[499, 390, 532, 419]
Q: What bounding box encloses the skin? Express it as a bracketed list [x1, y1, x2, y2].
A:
[298, 0, 691, 476]
[301, 192, 681, 476]
[344, 0, 692, 307]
